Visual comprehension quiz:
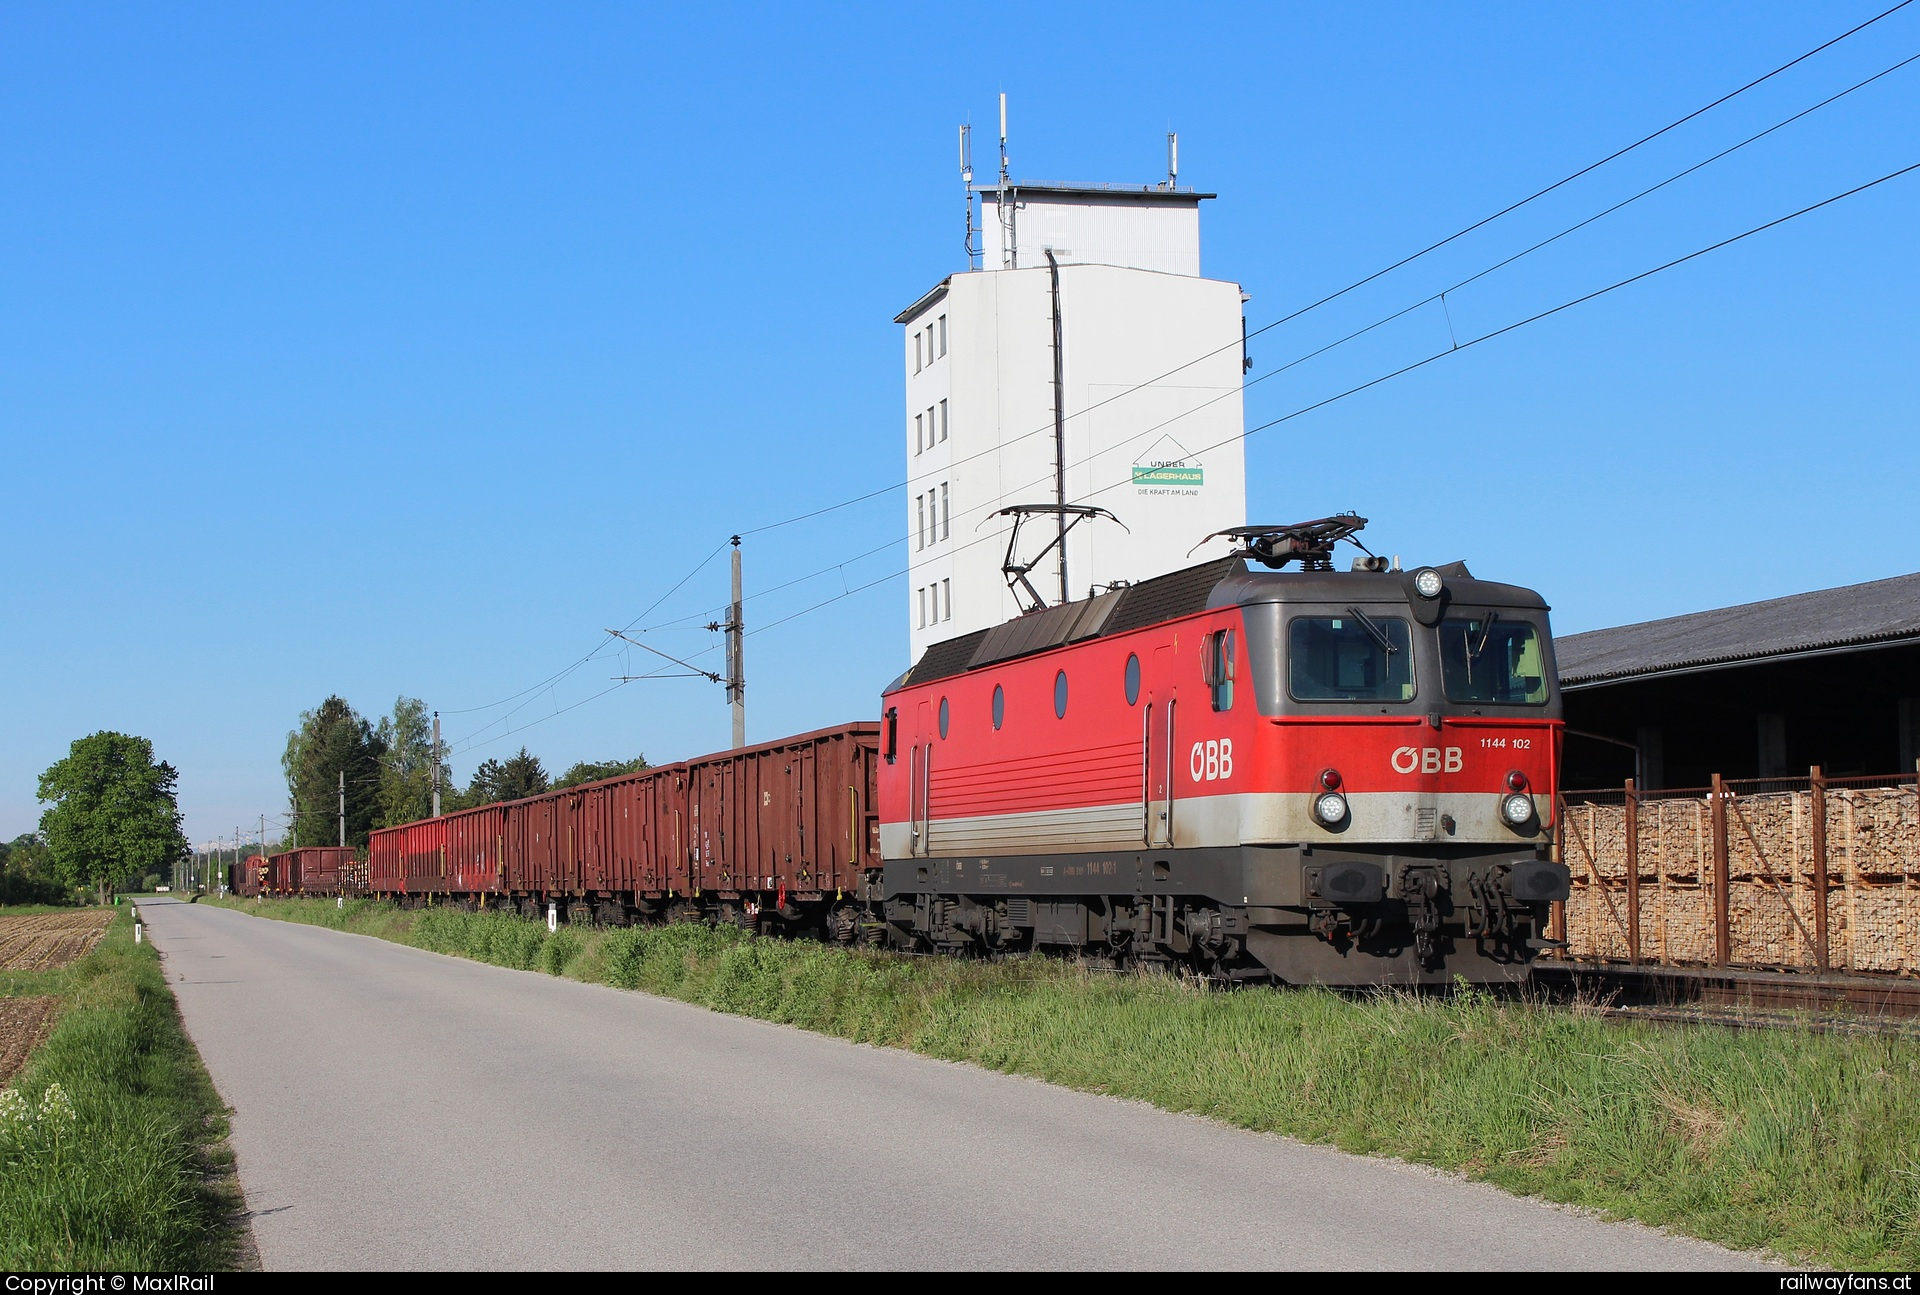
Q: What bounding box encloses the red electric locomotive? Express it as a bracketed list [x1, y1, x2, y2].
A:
[877, 517, 1571, 984]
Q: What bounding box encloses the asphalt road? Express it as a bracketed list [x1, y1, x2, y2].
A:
[139, 898, 1765, 1271]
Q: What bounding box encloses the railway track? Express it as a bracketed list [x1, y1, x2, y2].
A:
[1533, 959, 1920, 1032]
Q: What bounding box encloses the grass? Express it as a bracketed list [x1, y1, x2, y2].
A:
[211, 895, 1920, 1269]
[0, 903, 243, 1270]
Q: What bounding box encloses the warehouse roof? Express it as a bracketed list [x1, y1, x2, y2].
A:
[1555, 571, 1920, 688]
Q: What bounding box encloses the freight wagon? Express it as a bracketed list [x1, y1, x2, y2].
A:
[366, 723, 882, 935]
[239, 847, 360, 897]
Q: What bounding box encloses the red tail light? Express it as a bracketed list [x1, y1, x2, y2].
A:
[1506, 770, 1529, 792]
[1319, 767, 1342, 791]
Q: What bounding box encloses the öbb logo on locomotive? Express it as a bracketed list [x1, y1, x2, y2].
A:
[1391, 746, 1463, 774]
[339, 515, 1570, 989]
[1190, 739, 1234, 782]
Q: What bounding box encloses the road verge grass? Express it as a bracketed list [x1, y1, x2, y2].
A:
[0, 904, 243, 1269]
[214, 894, 1920, 1268]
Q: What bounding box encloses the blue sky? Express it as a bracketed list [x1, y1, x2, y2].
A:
[4, 2, 1916, 846]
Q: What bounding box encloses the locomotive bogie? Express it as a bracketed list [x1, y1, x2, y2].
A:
[879, 837, 1562, 982]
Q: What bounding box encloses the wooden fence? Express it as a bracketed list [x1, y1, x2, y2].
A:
[1555, 769, 1920, 975]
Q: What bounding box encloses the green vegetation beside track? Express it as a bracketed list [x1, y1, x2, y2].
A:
[215, 894, 1920, 1269]
[1, 903, 244, 1270]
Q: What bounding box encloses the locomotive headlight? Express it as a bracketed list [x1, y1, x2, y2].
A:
[1314, 791, 1349, 826]
[1501, 792, 1536, 826]
[1413, 568, 1444, 599]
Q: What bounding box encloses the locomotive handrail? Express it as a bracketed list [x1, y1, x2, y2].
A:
[908, 744, 920, 847]
[1141, 700, 1153, 845]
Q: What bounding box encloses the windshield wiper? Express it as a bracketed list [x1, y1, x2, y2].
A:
[1469, 611, 1501, 660]
[1345, 606, 1398, 655]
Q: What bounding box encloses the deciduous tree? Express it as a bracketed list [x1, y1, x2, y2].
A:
[0, 833, 67, 905]
[36, 732, 189, 905]
[553, 755, 649, 788]
[375, 696, 449, 827]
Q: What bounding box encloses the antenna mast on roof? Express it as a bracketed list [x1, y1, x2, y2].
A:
[996, 93, 1015, 269]
[960, 123, 979, 270]
[1166, 131, 1178, 189]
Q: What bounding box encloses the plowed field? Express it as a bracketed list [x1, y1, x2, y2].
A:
[0, 910, 113, 971]
[0, 996, 60, 1083]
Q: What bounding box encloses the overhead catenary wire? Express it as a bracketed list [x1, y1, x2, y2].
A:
[442, 538, 732, 751]
[453, 146, 1920, 756]
[633, 51, 1920, 646]
[697, 155, 1920, 641]
[731, 0, 1916, 543]
[447, 12, 1920, 749]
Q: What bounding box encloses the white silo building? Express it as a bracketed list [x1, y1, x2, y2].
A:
[898, 122, 1249, 662]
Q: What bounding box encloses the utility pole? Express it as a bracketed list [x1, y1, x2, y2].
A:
[259, 813, 266, 861]
[431, 711, 442, 818]
[338, 770, 346, 848]
[727, 536, 745, 748]
[1046, 248, 1068, 605]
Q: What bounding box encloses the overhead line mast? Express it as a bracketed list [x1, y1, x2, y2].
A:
[727, 537, 745, 747]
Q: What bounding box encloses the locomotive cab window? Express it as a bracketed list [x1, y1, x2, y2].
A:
[1204, 629, 1235, 711]
[1439, 616, 1548, 705]
[1288, 615, 1415, 702]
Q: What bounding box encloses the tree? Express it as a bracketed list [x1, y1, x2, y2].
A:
[282, 697, 386, 850]
[461, 747, 550, 805]
[37, 732, 189, 905]
[374, 696, 450, 828]
[0, 833, 68, 905]
[553, 755, 650, 788]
